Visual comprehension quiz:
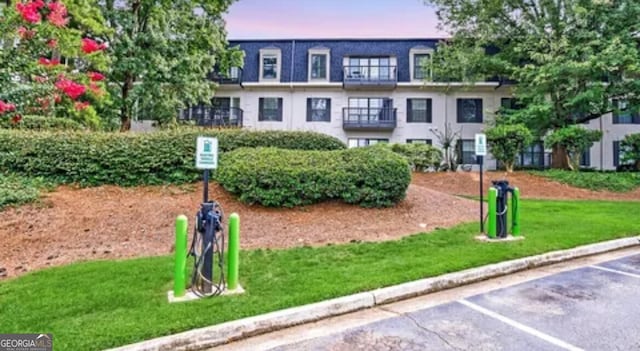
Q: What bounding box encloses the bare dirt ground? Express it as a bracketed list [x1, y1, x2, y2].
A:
[2, 171, 638, 280]
[413, 171, 640, 201]
[0, 181, 478, 279]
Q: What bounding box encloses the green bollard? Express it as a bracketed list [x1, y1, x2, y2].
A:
[174, 215, 188, 298]
[512, 187, 521, 236]
[227, 213, 240, 290]
[488, 187, 497, 239]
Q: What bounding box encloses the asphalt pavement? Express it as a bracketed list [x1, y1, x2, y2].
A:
[213, 248, 640, 351]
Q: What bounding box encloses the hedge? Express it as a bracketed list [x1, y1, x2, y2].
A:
[0, 129, 346, 186]
[216, 147, 411, 208]
[0, 115, 84, 131]
[375, 143, 442, 171]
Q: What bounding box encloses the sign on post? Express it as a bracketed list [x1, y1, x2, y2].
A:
[196, 137, 218, 170]
[475, 133, 487, 156]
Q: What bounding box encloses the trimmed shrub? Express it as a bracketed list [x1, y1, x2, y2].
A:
[0, 129, 345, 186]
[373, 143, 442, 171]
[217, 147, 411, 208]
[0, 173, 51, 209]
[0, 115, 84, 131]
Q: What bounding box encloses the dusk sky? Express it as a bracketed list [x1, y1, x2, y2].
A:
[224, 0, 444, 40]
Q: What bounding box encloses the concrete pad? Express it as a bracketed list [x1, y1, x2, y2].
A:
[468, 266, 640, 351]
[475, 234, 525, 242]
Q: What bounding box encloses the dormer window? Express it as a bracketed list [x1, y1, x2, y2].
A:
[308, 47, 330, 81]
[410, 46, 434, 81]
[260, 47, 281, 82]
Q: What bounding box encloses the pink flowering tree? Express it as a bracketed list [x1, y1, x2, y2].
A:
[0, 0, 110, 128]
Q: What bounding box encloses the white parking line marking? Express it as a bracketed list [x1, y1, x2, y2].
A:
[590, 265, 640, 279]
[458, 299, 584, 351]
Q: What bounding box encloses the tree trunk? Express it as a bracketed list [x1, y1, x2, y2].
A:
[505, 162, 514, 173]
[551, 145, 570, 170]
[119, 75, 134, 132]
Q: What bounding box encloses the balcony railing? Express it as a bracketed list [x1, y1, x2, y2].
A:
[179, 107, 243, 128]
[342, 107, 397, 130]
[209, 67, 243, 85]
[343, 65, 397, 89]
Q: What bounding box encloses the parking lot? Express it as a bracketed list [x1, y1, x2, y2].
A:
[215, 249, 640, 351]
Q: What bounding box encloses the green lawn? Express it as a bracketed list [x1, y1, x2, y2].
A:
[531, 170, 640, 192]
[1, 200, 639, 350]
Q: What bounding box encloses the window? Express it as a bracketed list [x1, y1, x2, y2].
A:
[519, 142, 547, 168]
[346, 98, 394, 123]
[347, 57, 392, 80]
[457, 139, 477, 164]
[347, 138, 389, 148]
[613, 141, 630, 167]
[413, 54, 430, 80]
[407, 139, 432, 145]
[410, 47, 434, 81]
[307, 98, 331, 122]
[262, 55, 278, 79]
[259, 98, 283, 121]
[407, 99, 432, 123]
[310, 54, 327, 79]
[580, 149, 591, 167]
[613, 99, 640, 124]
[457, 98, 483, 123]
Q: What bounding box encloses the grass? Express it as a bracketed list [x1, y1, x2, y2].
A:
[531, 170, 640, 192]
[1, 200, 640, 350]
[0, 173, 54, 209]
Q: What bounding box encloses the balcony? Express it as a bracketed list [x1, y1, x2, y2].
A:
[209, 67, 243, 86]
[179, 107, 243, 128]
[343, 65, 397, 90]
[342, 107, 397, 131]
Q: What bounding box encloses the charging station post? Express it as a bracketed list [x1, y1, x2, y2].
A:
[195, 137, 219, 294]
[475, 133, 487, 233]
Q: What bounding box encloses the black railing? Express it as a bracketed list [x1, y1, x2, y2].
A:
[209, 67, 243, 85]
[343, 65, 398, 84]
[342, 107, 397, 130]
[179, 107, 243, 128]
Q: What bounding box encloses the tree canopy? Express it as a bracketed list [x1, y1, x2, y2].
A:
[427, 0, 640, 134]
[96, 0, 242, 130]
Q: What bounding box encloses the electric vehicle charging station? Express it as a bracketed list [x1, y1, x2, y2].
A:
[168, 137, 242, 302]
[486, 180, 521, 240]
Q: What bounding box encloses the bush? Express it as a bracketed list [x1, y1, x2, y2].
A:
[531, 170, 640, 192]
[486, 124, 533, 173]
[621, 133, 640, 170]
[217, 147, 411, 208]
[373, 143, 442, 171]
[0, 129, 345, 186]
[0, 173, 51, 209]
[0, 115, 84, 131]
[545, 126, 602, 171]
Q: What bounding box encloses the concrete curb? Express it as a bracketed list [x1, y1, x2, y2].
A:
[107, 236, 640, 351]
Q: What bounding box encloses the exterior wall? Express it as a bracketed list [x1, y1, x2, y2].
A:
[210, 39, 640, 171]
[215, 84, 513, 170]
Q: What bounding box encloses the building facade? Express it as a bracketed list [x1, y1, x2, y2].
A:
[181, 38, 640, 170]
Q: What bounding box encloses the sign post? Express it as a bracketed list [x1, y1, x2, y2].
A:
[196, 137, 219, 202]
[475, 133, 487, 233]
[195, 137, 218, 293]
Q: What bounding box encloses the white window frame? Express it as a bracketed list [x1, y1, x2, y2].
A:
[259, 48, 282, 82]
[308, 48, 330, 82]
[410, 48, 434, 82]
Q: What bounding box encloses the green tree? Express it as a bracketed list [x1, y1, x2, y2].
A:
[621, 133, 640, 170]
[545, 125, 602, 171]
[425, 0, 640, 168]
[95, 0, 242, 131]
[486, 124, 533, 173]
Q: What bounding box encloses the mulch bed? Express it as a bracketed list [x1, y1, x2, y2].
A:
[2, 171, 637, 280]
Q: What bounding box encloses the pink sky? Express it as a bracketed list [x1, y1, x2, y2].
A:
[224, 0, 445, 39]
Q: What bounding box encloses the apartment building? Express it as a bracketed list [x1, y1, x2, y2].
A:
[180, 38, 640, 170]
